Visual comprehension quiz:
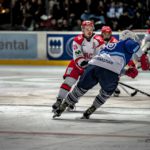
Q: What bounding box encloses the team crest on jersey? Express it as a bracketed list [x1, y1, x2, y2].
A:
[106, 43, 117, 50]
[47, 37, 63, 58]
[75, 50, 81, 55]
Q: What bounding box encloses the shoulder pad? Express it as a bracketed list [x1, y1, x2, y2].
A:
[93, 35, 104, 44]
[110, 36, 118, 43]
[74, 34, 84, 45]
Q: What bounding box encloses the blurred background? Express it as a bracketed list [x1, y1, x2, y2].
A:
[0, 0, 149, 31]
[0, 0, 149, 65]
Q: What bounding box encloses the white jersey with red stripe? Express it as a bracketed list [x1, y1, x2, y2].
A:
[72, 34, 104, 68]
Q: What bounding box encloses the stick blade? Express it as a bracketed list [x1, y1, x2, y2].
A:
[131, 90, 138, 97]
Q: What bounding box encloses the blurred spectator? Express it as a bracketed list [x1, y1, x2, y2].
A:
[38, 15, 52, 30]
[57, 19, 63, 30]
[118, 11, 132, 30]
[144, 19, 150, 29]
[70, 0, 87, 19]
[0, 0, 10, 26]
[62, 19, 69, 31]
[80, 10, 91, 21]
[72, 19, 81, 31]
[0, 0, 149, 31]
[107, 1, 116, 18]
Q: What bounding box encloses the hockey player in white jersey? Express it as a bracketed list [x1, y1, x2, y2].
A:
[52, 20, 104, 112]
[53, 30, 150, 119]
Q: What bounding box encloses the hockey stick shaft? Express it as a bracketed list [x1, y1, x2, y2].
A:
[119, 82, 150, 97]
[119, 84, 133, 96]
[119, 84, 137, 97]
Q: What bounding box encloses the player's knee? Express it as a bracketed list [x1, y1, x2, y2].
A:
[61, 77, 77, 91]
[103, 82, 118, 96]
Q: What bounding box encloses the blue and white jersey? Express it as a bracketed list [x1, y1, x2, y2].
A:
[89, 38, 140, 74]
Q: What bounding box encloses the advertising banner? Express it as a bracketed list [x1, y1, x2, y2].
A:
[47, 33, 119, 60]
[0, 33, 37, 59]
[47, 33, 76, 60]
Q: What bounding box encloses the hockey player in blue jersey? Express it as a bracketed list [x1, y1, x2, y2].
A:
[53, 30, 150, 119]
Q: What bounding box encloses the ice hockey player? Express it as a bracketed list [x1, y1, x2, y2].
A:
[141, 29, 150, 53]
[140, 29, 150, 70]
[100, 26, 139, 97]
[52, 20, 105, 112]
[100, 26, 122, 96]
[53, 30, 150, 119]
[100, 26, 118, 44]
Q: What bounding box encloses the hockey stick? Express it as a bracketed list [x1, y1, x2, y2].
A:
[119, 82, 150, 97]
[119, 84, 137, 97]
[119, 51, 150, 97]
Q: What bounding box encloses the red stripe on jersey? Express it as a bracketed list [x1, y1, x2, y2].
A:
[109, 37, 118, 43]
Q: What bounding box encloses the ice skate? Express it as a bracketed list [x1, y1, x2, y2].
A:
[113, 88, 120, 97]
[52, 98, 63, 112]
[81, 105, 96, 119]
[66, 104, 76, 111]
[53, 101, 69, 118]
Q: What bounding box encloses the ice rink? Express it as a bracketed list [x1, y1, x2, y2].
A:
[0, 65, 150, 150]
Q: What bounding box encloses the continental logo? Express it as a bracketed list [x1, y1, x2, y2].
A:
[0, 40, 28, 50]
[47, 37, 63, 58]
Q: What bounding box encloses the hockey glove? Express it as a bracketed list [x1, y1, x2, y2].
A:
[127, 60, 136, 67]
[140, 53, 150, 70]
[125, 67, 138, 78]
[80, 60, 88, 68]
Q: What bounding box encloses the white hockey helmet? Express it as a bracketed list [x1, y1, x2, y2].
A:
[120, 30, 138, 42]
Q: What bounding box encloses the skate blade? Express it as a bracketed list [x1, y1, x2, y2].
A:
[52, 110, 61, 118]
[53, 113, 60, 119]
[66, 108, 74, 112]
[66, 106, 76, 112]
[52, 108, 57, 113]
[80, 116, 89, 119]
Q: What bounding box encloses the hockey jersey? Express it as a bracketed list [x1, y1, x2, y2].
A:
[72, 34, 104, 68]
[89, 38, 140, 74]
